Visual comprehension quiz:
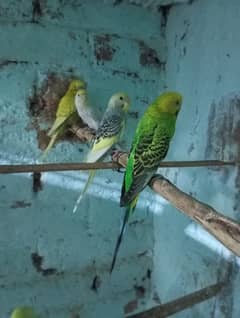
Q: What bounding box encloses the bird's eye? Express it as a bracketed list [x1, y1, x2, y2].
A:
[119, 96, 123, 100]
[176, 100, 180, 106]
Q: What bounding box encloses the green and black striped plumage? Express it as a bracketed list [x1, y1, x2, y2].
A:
[110, 92, 182, 273]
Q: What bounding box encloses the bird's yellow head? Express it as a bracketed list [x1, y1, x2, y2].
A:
[108, 92, 130, 112]
[153, 92, 182, 116]
[68, 79, 87, 94]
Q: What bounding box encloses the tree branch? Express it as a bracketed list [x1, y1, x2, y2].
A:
[150, 175, 240, 256]
[115, 152, 240, 257]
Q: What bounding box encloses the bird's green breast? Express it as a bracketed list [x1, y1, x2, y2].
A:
[124, 112, 177, 192]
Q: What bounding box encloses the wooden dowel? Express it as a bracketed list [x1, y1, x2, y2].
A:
[0, 162, 120, 174]
[0, 160, 237, 174]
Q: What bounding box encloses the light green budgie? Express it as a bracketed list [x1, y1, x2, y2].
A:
[40, 79, 86, 161]
[10, 306, 39, 318]
[75, 88, 99, 130]
[72, 92, 131, 214]
[110, 91, 182, 272]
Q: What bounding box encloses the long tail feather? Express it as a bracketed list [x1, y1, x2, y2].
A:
[110, 206, 131, 273]
[39, 133, 58, 162]
[73, 170, 96, 213]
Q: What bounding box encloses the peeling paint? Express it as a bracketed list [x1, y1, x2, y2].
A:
[0, 59, 30, 68]
[124, 299, 138, 314]
[10, 200, 32, 209]
[31, 252, 59, 277]
[36, 129, 50, 151]
[128, 111, 139, 119]
[90, 275, 101, 292]
[134, 285, 146, 298]
[112, 69, 140, 80]
[152, 290, 161, 304]
[32, 0, 44, 23]
[138, 40, 163, 68]
[206, 98, 239, 161]
[159, 4, 172, 29]
[180, 19, 190, 41]
[94, 34, 116, 63]
[205, 94, 240, 212]
[32, 172, 42, 193]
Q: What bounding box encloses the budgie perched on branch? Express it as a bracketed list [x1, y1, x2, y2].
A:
[110, 91, 183, 273]
[40, 79, 86, 161]
[72, 92, 131, 214]
[75, 88, 99, 131]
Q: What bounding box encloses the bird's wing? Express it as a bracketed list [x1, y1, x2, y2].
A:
[120, 124, 170, 206]
[47, 116, 68, 137]
[87, 114, 124, 162]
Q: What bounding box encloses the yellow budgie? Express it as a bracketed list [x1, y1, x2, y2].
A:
[40, 79, 86, 161]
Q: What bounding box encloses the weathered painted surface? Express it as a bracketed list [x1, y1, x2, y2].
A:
[0, 0, 239, 317]
[153, 1, 240, 318]
[0, 1, 165, 317]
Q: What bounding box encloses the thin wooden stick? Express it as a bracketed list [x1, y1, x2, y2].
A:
[127, 281, 225, 318]
[0, 162, 119, 174]
[0, 160, 237, 174]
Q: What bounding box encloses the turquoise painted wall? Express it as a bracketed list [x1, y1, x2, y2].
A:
[153, 1, 240, 318]
[0, 0, 239, 317]
[0, 1, 165, 317]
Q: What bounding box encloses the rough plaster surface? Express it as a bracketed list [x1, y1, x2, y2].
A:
[0, 0, 239, 317]
[0, 0, 164, 317]
[153, 1, 240, 318]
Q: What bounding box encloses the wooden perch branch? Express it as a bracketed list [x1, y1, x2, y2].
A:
[69, 124, 95, 142]
[115, 153, 240, 257]
[127, 281, 225, 318]
[0, 159, 237, 174]
[0, 162, 119, 174]
[150, 175, 240, 256]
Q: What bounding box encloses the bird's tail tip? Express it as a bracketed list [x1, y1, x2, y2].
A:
[109, 206, 130, 274]
[72, 205, 78, 214]
[72, 194, 83, 214]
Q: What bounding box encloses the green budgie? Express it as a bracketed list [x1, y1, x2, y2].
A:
[110, 91, 182, 272]
[11, 306, 39, 318]
[75, 88, 99, 130]
[72, 92, 131, 214]
[40, 79, 86, 161]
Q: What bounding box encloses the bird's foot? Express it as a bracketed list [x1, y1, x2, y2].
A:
[111, 150, 126, 173]
[111, 149, 126, 162]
